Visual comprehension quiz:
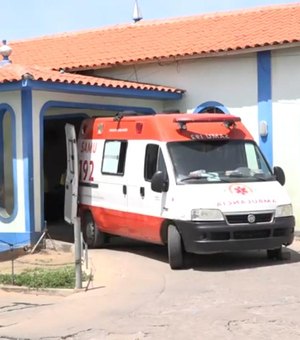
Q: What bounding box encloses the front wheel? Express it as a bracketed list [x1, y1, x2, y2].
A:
[167, 224, 184, 269]
[82, 212, 106, 248]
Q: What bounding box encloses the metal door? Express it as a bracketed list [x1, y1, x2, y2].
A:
[64, 123, 79, 224]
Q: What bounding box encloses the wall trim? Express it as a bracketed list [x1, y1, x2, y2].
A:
[21, 88, 36, 237]
[257, 51, 273, 167]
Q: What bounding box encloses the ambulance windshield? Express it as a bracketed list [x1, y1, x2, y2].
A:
[167, 140, 274, 184]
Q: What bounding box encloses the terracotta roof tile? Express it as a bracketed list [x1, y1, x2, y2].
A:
[0, 63, 184, 93]
[7, 4, 300, 72]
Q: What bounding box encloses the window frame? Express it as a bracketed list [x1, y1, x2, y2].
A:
[0, 105, 17, 222]
[144, 143, 168, 182]
[193, 101, 229, 114]
[101, 139, 128, 176]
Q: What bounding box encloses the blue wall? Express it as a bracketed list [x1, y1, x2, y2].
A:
[257, 51, 273, 167]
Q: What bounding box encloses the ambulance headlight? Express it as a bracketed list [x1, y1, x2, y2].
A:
[191, 209, 224, 221]
[275, 204, 293, 218]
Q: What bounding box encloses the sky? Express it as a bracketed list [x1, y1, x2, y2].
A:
[1, 0, 300, 42]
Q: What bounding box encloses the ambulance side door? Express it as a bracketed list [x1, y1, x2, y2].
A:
[126, 142, 168, 242]
[97, 139, 129, 235]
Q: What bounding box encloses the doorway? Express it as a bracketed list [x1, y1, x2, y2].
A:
[43, 115, 84, 222]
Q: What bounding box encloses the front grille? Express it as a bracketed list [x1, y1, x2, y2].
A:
[226, 213, 273, 225]
[233, 229, 271, 239]
[204, 227, 291, 241]
[210, 231, 230, 240]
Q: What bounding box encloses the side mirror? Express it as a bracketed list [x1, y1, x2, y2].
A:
[151, 171, 169, 193]
[273, 166, 285, 186]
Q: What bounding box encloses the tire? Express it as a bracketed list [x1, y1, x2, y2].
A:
[267, 247, 283, 260]
[167, 224, 184, 269]
[82, 212, 106, 248]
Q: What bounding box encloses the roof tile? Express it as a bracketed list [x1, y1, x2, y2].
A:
[6, 4, 300, 71]
[0, 63, 184, 93]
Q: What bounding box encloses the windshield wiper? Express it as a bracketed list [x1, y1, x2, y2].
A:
[225, 167, 274, 181]
[253, 174, 275, 181]
[226, 167, 252, 178]
[180, 170, 220, 182]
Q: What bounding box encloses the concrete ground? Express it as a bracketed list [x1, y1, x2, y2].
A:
[1, 225, 300, 340]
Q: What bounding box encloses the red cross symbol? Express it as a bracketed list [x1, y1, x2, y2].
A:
[234, 186, 248, 195]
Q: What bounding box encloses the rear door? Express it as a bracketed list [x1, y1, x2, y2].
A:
[64, 123, 79, 224]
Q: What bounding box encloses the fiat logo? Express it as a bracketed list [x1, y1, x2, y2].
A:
[247, 214, 256, 223]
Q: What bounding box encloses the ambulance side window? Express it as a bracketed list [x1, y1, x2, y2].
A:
[144, 144, 167, 181]
[102, 140, 127, 175]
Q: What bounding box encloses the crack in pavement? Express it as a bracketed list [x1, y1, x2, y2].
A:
[226, 317, 300, 336]
[0, 302, 52, 314]
[226, 319, 250, 332]
[246, 300, 300, 310]
[0, 336, 31, 340]
[0, 329, 95, 340]
[0, 323, 17, 328]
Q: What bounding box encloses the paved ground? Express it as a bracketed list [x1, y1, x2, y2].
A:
[1, 228, 300, 339]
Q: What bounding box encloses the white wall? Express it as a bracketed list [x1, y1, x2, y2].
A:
[98, 54, 259, 140]
[272, 47, 300, 225]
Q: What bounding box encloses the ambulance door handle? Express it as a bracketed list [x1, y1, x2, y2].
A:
[140, 187, 145, 198]
[123, 185, 127, 195]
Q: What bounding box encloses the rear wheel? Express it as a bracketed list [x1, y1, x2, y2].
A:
[267, 247, 283, 260]
[82, 211, 106, 248]
[167, 224, 184, 269]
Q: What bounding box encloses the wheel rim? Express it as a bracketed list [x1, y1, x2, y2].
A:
[85, 219, 95, 244]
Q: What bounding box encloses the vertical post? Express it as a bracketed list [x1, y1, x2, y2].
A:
[257, 50, 273, 166]
[74, 216, 82, 289]
[10, 244, 15, 285]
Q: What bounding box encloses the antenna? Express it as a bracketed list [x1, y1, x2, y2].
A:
[133, 0, 143, 23]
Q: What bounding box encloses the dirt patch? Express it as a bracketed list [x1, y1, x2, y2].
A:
[0, 240, 74, 275]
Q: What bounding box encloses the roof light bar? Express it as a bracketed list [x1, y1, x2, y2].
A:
[174, 115, 241, 130]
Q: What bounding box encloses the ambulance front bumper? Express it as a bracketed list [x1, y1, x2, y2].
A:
[175, 216, 295, 254]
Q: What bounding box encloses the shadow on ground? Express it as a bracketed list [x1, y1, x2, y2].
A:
[47, 221, 74, 243]
[106, 239, 300, 272]
[47, 221, 300, 272]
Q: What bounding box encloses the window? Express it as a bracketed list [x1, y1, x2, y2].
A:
[194, 101, 229, 114]
[0, 109, 15, 218]
[144, 144, 167, 181]
[199, 106, 225, 114]
[102, 140, 127, 175]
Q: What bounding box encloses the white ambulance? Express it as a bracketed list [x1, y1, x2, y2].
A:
[65, 112, 295, 269]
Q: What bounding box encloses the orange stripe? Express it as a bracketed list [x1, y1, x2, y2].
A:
[80, 205, 164, 244]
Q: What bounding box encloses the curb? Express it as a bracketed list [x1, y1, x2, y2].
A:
[0, 284, 85, 296]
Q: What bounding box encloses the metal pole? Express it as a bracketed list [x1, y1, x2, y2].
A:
[74, 216, 82, 289]
[10, 244, 15, 285]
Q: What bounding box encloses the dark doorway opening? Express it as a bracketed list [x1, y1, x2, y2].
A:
[44, 115, 84, 222]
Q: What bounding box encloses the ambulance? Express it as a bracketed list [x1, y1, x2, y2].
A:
[64, 112, 295, 269]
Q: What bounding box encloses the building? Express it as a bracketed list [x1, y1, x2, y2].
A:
[0, 3, 299, 251]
